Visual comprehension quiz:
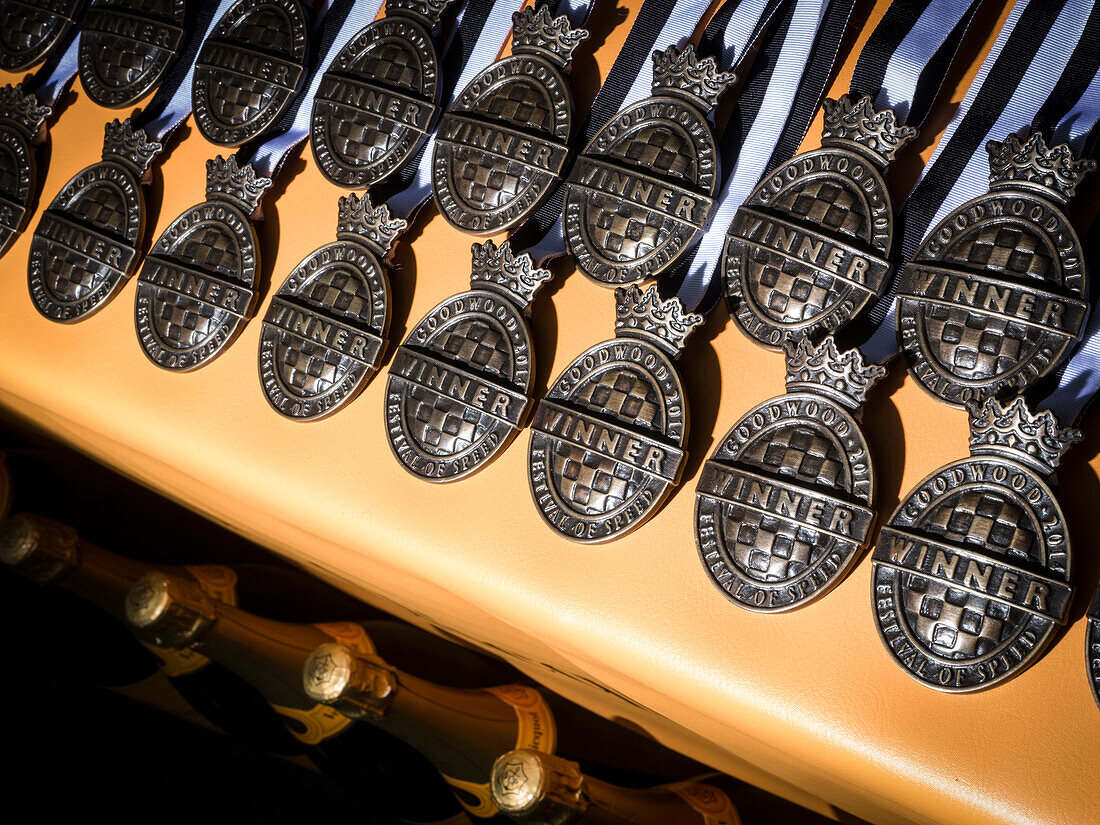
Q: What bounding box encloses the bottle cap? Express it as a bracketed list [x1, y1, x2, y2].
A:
[0, 513, 79, 582]
[302, 642, 396, 720]
[490, 748, 586, 821]
[125, 571, 215, 649]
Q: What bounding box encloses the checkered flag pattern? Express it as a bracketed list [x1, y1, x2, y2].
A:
[44, 184, 129, 302]
[274, 269, 373, 397]
[325, 42, 422, 168]
[721, 425, 848, 582]
[403, 317, 515, 456]
[453, 79, 553, 210]
[209, 9, 293, 126]
[1, 8, 54, 54]
[152, 226, 239, 348]
[89, 39, 158, 91]
[901, 490, 1036, 658]
[584, 124, 695, 262]
[549, 367, 661, 515]
[921, 224, 1054, 380]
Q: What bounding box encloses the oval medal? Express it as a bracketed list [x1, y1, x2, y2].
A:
[311, 0, 453, 188]
[0, 84, 50, 259]
[1088, 585, 1100, 712]
[0, 0, 80, 72]
[260, 194, 404, 420]
[696, 338, 883, 611]
[78, 0, 187, 108]
[871, 397, 1078, 691]
[29, 119, 161, 322]
[724, 96, 908, 350]
[193, 0, 308, 146]
[562, 45, 733, 286]
[135, 155, 270, 371]
[528, 285, 701, 542]
[896, 133, 1092, 407]
[387, 240, 550, 482]
[433, 5, 587, 235]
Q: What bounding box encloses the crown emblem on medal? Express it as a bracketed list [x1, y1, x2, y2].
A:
[511, 5, 588, 66]
[205, 155, 272, 213]
[470, 240, 551, 307]
[102, 118, 162, 175]
[651, 45, 735, 112]
[337, 193, 406, 258]
[821, 94, 917, 165]
[386, 0, 454, 25]
[986, 132, 1095, 202]
[784, 336, 887, 409]
[615, 284, 704, 355]
[0, 83, 51, 136]
[967, 396, 1081, 475]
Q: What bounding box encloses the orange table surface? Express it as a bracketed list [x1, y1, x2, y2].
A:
[1, 2, 1098, 824]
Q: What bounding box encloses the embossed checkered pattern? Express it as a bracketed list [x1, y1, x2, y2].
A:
[922, 225, 1056, 380]
[780, 178, 867, 239]
[1, 8, 54, 54]
[403, 318, 514, 456]
[901, 490, 1035, 658]
[750, 254, 835, 322]
[44, 186, 129, 301]
[152, 226, 238, 347]
[550, 368, 662, 514]
[91, 38, 157, 89]
[722, 426, 848, 581]
[208, 8, 294, 126]
[275, 270, 372, 396]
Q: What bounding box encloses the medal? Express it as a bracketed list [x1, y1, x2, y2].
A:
[29, 119, 160, 322]
[387, 240, 550, 481]
[563, 44, 733, 285]
[528, 285, 701, 542]
[1088, 585, 1100, 711]
[311, 0, 455, 188]
[193, 0, 309, 146]
[135, 155, 269, 370]
[260, 194, 405, 420]
[433, 4, 588, 235]
[0, 85, 51, 259]
[696, 337, 883, 611]
[896, 132, 1093, 407]
[0, 0, 82, 72]
[872, 398, 1076, 692]
[723, 94, 911, 349]
[78, 0, 186, 108]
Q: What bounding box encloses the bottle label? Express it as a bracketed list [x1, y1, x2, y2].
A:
[671, 783, 741, 825]
[444, 684, 557, 818]
[313, 621, 378, 656]
[144, 643, 211, 678]
[184, 564, 239, 606]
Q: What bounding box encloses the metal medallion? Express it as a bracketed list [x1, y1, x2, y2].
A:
[311, 0, 453, 189]
[896, 132, 1093, 407]
[0, 84, 50, 260]
[696, 337, 884, 611]
[725, 95, 911, 350]
[433, 5, 587, 235]
[387, 240, 550, 482]
[528, 285, 702, 542]
[29, 119, 162, 322]
[260, 194, 405, 420]
[78, 0, 187, 109]
[1087, 585, 1100, 712]
[192, 0, 308, 146]
[135, 155, 270, 371]
[872, 397, 1078, 691]
[563, 45, 733, 286]
[0, 0, 81, 72]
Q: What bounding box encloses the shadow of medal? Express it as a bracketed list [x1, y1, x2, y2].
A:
[29, 119, 161, 322]
[386, 240, 550, 482]
[135, 155, 270, 371]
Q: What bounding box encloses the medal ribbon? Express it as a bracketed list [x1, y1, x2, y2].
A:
[134, 0, 238, 143]
[383, 0, 528, 221]
[517, 0, 788, 264]
[240, 0, 377, 180]
[672, 0, 856, 312]
[854, 0, 1100, 363]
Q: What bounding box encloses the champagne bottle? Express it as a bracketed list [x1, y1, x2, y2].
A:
[0, 513, 304, 755]
[489, 749, 740, 825]
[302, 644, 706, 818]
[125, 570, 475, 825]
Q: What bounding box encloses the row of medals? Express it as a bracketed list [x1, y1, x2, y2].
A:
[3, 0, 1100, 701]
